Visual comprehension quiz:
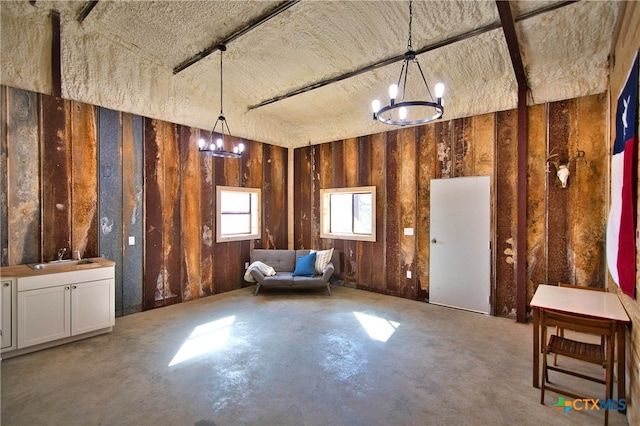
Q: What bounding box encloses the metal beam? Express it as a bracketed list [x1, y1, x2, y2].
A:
[496, 1, 527, 86]
[248, 0, 575, 111]
[173, 0, 301, 74]
[77, 1, 100, 24]
[514, 0, 579, 23]
[496, 1, 528, 323]
[248, 21, 503, 110]
[50, 10, 62, 98]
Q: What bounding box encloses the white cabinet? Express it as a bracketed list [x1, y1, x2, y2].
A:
[71, 279, 115, 335]
[0, 263, 116, 356]
[17, 279, 114, 349]
[1, 279, 15, 351]
[18, 284, 70, 348]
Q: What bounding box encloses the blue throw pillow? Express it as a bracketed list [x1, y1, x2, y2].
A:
[292, 252, 317, 277]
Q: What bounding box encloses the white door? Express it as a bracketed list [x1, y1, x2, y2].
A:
[429, 176, 491, 314]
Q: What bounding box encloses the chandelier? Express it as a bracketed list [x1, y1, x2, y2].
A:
[198, 44, 244, 158]
[371, 0, 444, 126]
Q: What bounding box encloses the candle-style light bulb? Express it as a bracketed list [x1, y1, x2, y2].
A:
[371, 99, 381, 113]
[399, 106, 407, 120]
[238, 143, 244, 153]
[198, 139, 206, 149]
[435, 83, 445, 99]
[216, 138, 223, 149]
[389, 84, 398, 100]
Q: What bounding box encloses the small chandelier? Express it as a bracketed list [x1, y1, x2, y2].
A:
[198, 44, 244, 158]
[371, 0, 444, 126]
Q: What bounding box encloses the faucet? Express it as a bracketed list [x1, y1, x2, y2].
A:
[58, 247, 67, 261]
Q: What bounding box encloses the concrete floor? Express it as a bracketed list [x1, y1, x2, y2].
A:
[1, 285, 628, 426]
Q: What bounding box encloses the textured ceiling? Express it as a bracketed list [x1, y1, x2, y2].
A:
[0, 1, 620, 148]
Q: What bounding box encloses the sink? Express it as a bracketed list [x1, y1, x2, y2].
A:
[29, 259, 97, 270]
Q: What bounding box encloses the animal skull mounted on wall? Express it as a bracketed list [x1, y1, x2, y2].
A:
[545, 149, 586, 188]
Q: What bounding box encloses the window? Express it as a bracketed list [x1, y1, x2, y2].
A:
[320, 186, 376, 242]
[216, 186, 261, 242]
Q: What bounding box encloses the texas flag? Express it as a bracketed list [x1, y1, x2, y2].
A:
[607, 52, 638, 299]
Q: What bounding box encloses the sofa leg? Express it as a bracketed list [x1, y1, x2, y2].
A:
[254, 284, 261, 296]
[326, 284, 332, 296]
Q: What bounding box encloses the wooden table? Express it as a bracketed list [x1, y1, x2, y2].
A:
[530, 284, 630, 408]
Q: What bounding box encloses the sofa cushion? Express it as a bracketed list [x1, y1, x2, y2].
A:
[250, 249, 296, 272]
[293, 275, 328, 286]
[262, 272, 295, 286]
[293, 252, 317, 277]
[296, 249, 341, 276]
[311, 248, 334, 274]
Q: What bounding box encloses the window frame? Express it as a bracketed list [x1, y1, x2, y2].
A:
[216, 186, 261, 243]
[320, 186, 376, 242]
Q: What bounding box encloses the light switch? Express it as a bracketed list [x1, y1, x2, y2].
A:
[128, 236, 135, 246]
[406, 271, 412, 279]
[404, 228, 414, 236]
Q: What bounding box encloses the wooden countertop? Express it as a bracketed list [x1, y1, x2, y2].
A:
[0, 257, 115, 278]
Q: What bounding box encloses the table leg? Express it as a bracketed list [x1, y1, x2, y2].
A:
[533, 308, 539, 388]
[616, 322, 626, 413]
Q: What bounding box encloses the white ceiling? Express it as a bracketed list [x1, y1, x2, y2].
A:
[0, 1, 620, 148]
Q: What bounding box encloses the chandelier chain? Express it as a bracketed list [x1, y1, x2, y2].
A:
[407, 0, 413, 51]
[219, 49, 224, 115]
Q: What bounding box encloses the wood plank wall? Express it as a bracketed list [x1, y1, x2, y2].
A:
[0, 86, 287, 315]
[294, 94, 607, 316]
[0, 85, 607, 318]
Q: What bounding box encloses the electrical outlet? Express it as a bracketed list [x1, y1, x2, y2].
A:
[128, 236, 135, 246]
[404, 228, 414, 236]
[406, 271, 412, 279]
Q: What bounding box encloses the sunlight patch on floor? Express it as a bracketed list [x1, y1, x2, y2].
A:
[353, 311, 399, 342]
[169, 315, 236, 366]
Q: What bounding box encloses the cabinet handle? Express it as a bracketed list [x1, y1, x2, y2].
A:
[65, 286, 70, 290]
[72, 285, 77, 289]
[3, 283, 9, 287]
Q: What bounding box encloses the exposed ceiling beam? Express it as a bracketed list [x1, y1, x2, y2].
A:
[249, 21, 503, 111]
[173, 0, 301, 74]
[50, 10, 62, 97]
[77, 1, 100, 24]
[514, 0, 579, 23]
[496, 1, 527, 86]
[249, 1, 577, 111]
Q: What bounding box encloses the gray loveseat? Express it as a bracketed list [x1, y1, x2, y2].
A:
[248, 249, 340, 296]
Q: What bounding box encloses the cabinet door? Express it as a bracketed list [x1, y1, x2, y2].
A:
[1, 280, 13, 349]
[18, 285, 71, 348]
[71, 279, 114, 335]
